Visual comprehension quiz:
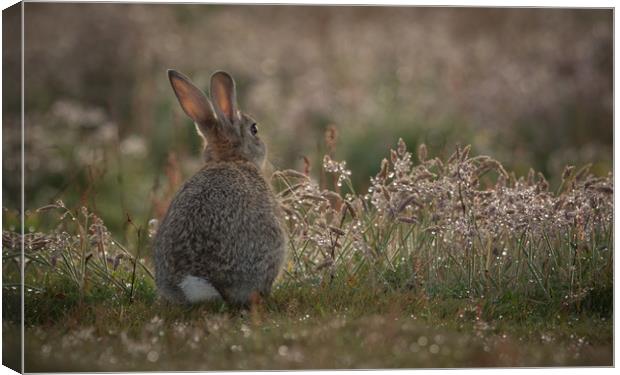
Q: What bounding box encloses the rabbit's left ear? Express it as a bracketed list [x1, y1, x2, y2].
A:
[168, 69, 217, 130]
[210, 71, 239, 124]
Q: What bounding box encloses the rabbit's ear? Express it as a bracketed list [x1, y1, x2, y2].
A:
[210, 71, 239, 124]
[168, 69, 216, 128]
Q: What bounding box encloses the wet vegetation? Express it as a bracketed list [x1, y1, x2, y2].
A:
[3, 139, 613, 370]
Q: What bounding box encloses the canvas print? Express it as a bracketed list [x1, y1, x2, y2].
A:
[1, 2, 613, 371]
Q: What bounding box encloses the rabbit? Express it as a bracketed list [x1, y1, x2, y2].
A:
[154, 69, 287, 306]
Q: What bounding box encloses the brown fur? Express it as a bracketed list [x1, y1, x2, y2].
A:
[154, 70, 286, 306]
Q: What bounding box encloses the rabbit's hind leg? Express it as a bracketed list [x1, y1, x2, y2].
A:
[156, 276, 188, 304]
[178, 275, 223, 303]
[220, 285, 264, 308]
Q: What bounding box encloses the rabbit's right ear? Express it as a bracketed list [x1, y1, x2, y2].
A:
[168, 70, 216, 129]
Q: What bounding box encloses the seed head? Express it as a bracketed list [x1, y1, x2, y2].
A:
[417, 143, 428, 163]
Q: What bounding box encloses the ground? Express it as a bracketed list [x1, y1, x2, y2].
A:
[2, 280, 613, 371]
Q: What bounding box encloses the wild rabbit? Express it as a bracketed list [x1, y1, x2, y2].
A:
[154, 69, 286, 306]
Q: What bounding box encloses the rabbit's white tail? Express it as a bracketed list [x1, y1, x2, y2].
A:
[179, 275, 222, 302]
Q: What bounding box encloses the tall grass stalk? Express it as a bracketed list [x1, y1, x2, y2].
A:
[3, 138, 613, 317]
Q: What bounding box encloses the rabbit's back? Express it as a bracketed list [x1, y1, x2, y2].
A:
[154, 161, 286, 305]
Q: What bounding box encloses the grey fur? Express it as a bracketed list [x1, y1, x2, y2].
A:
[154, 70, 286, 306]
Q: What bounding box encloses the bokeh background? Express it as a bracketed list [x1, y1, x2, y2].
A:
[3, 4, 613, 234]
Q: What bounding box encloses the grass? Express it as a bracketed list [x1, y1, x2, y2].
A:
[2, 284, 613, 371]
[2, 138, 613, 370]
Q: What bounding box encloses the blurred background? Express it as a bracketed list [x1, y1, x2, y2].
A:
[3, 4, 613, 234]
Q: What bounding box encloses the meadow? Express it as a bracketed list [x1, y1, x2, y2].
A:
[1, 4, 613, 371]
[2, 136, 613, 370]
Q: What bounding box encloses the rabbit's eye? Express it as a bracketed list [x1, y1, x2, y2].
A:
[250, 123, 258, 136]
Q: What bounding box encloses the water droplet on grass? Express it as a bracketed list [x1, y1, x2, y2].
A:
[147, 350, 159, 362]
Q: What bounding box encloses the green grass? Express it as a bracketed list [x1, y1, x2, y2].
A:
[2, 140, 613, 370]
[2, 279, 613, 371]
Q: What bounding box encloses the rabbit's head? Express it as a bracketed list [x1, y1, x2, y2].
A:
[168, 70, 266, 168]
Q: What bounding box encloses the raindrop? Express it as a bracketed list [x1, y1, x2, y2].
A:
[148, 219, 159, 238]
[278, 345, 289, 356]
[146, 350, 159, 362]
